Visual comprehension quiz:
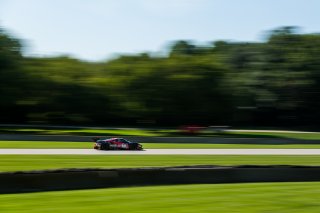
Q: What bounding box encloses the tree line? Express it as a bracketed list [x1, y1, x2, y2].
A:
[1, 26, 320, 128]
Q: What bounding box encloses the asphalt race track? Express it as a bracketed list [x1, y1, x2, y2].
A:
[0, 149, 320, 155]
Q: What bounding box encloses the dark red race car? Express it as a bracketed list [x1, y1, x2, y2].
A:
[93, 137, 143, 150]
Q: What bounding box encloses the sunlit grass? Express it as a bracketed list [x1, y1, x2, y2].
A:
[0, 155, 319, 172]
[0, 182, 320, 212]
[144, 143, 320, 149]
[0, 128, 157, 136]
[226, 131, 320, 140]
[0, 141, 91, 149]
[2, 127, 320, 139]
[1, 141, 320, 149]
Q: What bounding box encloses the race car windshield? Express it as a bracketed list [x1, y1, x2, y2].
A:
[119, 139, 130, 143]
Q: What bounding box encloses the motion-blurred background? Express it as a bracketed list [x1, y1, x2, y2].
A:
[1, 0, 320, 128]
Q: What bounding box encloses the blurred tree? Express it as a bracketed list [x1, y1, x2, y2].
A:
[169, 40, 198, 56]
[1, 25, 320, 127]
[0, 28, 26, 122]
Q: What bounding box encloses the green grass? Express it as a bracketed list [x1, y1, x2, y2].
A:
[0, 141, 91, 149]
[0, 182, 320, 212]
[225, 131, 320, 140]
[1, 141, 320, 149]
[0, 128, 160, 136]
[2, 127, 320, 139]
[0, 155, 320, 172]
[144, 143, 320, 149]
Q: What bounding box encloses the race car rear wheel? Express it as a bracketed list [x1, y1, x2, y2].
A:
[128, 143, 142, 150]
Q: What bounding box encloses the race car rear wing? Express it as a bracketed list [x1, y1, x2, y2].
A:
[92, 137, 101, 142]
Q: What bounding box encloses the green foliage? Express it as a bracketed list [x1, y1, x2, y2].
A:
[1, 25, 320, 126]
[0, 29, 27, 122]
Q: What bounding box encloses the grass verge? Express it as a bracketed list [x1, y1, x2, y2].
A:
[2, 141, 320, 149]
[2, 127, 320, 139]
[226, 131, 320, 140]
[0, 182, 319, 212]
[0, 155, 320, 172]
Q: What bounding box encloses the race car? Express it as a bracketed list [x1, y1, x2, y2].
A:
[93, 137, 143, 150]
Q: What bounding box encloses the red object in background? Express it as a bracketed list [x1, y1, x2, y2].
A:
[180, 125, 204, 134]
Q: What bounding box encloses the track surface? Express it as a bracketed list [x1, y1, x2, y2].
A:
[1, 149, 320, 155]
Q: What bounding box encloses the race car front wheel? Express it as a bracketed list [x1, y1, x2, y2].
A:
[101, 143, 110, 150]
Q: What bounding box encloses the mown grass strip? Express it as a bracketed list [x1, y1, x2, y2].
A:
[226, 131, 320, 140]
[0, 141, 91, 149]
[0, 155, 320, 172]
[2, 127, 320, 139]
[0, 182, 319, 213]
[0, 128, 159, 136]
[2, 141, 320, 149]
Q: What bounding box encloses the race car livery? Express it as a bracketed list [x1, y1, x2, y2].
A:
[93, 137, 143, 150]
